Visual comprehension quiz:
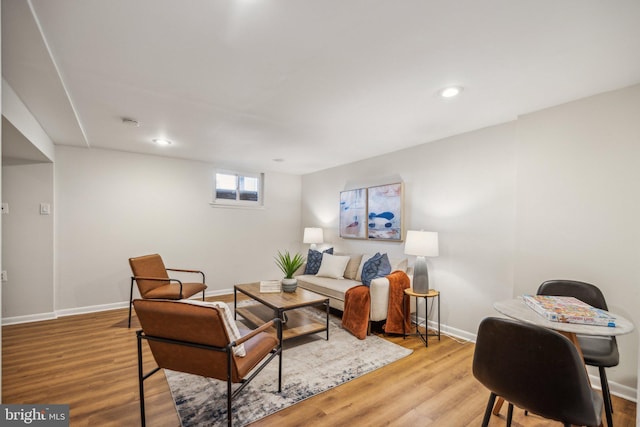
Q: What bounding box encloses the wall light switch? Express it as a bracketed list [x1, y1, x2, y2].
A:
[40, 203, 51, 215]
[1, 203, 8, 214]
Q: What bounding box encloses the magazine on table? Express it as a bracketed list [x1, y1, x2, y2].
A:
[259, 280, 281, 293]
[522, 294, 616, 327]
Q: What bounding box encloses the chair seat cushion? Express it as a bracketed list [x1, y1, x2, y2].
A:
[577, 335, 619, 367]
[143, 282, 207, 299]
[234, 330, 279, 379]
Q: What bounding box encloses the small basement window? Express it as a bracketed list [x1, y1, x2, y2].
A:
[213, 171, 263, 207]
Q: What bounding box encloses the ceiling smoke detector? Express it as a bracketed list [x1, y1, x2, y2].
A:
[121, 117, 140, 127]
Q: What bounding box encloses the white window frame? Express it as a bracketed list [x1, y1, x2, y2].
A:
[211, 170, 264, 208]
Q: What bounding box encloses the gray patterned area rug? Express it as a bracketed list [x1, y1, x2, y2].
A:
[165, 308, 412, 427]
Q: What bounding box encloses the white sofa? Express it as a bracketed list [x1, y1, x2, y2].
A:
[295, 253, 413, 322]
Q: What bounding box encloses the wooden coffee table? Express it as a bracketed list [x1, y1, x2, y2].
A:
[234, 282, 330, 341]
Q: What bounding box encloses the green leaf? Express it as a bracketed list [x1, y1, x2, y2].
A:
[274, 250, 305, 278]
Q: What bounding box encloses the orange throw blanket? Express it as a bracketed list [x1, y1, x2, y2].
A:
[383, 270, 411, 334]
[342, 270, 411, 339]
[342, 285, 370, 340]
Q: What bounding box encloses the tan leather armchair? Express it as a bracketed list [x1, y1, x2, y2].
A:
[134, 299, 282, 427]
[128, 253, 207, 327]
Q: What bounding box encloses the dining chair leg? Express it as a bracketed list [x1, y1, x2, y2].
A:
[600, 367, 613, 427]
[482, 393, 497, 427]
[506, 403, 513, 427]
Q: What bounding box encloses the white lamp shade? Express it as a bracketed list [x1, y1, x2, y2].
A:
[404, 230, 439, 257]
[303, 227, 324, 244]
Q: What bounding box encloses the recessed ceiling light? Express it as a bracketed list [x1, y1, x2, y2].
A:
[152, 138, 172, 146]
[273, 158, 284, 162]
[439, 86, 463, 98]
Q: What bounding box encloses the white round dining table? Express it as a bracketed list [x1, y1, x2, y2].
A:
[493, 296, 634, 337]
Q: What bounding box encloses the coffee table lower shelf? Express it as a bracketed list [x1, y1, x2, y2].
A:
[236, 303, 328, 341]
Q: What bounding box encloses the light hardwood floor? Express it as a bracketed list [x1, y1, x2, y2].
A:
[2, 295, 636, 426]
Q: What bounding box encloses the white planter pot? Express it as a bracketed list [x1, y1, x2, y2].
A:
[281, 278, 297, 293]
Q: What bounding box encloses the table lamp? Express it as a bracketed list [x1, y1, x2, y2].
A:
[404, 230, 439, 294]
[303, 227, 324, 250]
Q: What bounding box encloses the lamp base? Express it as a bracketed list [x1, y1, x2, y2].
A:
[413, 256, 429, 294]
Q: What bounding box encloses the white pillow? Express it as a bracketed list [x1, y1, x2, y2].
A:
[180, 299, 246, 357]
[316, 253, 351, 279]
[389, 257, 408, 273]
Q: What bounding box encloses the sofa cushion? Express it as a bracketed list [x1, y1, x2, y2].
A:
[304, 247, 333, 275]
[361, 253, 392, 286]
[335, 253, 363, 280]
[296, 275, 361, 302]
[316, 253, 351, 279]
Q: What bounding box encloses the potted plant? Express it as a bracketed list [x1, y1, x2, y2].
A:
[274, 250, 305, 292]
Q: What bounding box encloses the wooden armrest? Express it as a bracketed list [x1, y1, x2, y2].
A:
[166, 268, 202, 274]
[234, 318, 282, 346]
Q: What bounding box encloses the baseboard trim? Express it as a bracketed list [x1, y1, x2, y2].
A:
[57, 301, 129, 317]
[589, 373, 637, 403]
[2, 312, 58, 325]
[2, 289, 235, 325]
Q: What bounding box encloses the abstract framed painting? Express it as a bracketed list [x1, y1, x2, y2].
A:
[339, 188, 367, 239]
[367, 182, 403, 241]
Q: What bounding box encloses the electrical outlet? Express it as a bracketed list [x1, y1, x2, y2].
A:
[1, 271, 7, 282]
[1, 203, 8, 214]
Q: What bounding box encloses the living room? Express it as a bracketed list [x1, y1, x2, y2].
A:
[2, 1, 640, 426]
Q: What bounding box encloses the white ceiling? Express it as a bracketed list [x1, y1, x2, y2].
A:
[3, 0, 640, 174]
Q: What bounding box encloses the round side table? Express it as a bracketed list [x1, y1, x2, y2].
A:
[403, 288, 441, 347]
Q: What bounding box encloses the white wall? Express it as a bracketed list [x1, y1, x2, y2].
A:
[515, 84, 640, 394]
[1, 163, 54, 319]
[302, 122, 517, 339]
[1, 80, 56, 326]
[302, 84, 639, 398]
[52, 146, 302, 313]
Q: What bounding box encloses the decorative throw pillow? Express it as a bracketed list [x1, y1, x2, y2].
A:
[389, 257, 408, 273]
[180, 300, 246, 357]
[316, 253, 351, 279]
[360, 252, 381, 285]
[304, 247, 334, 275]
[355, 253, 377, 282]
[343, 254, 363, 280]
[378, 253, 392, 276]
[361, 253, 392, 286]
